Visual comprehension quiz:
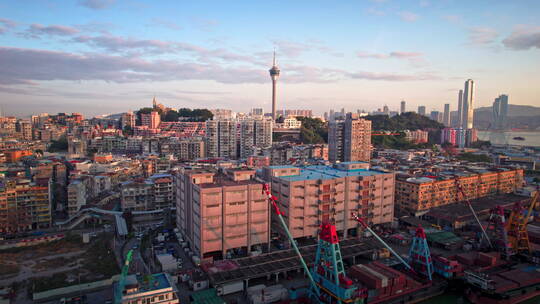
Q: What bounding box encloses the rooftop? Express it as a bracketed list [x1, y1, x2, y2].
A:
[125, 273, 173, 293]
[276, 164, 390, 182]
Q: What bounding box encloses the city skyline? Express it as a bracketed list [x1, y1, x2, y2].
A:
[0, 1, 539, 117]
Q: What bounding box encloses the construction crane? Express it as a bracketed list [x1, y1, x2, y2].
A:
[115, 249, 134, 304]
[454, 178, 493, 249]
[506, 192, 539, 254]
[351, 213, 413, 272]
[352, 213, 435, 281]
[485, 205, 511, 258]
[262, 184, 366, 303]
[408, 226, 434, 281]
[261, 184, 320, 297]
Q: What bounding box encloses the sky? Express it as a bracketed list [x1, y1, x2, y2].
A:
[0, 0, 539, 118]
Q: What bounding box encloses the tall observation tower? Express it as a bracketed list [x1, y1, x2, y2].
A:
[269, 51, 280, 121]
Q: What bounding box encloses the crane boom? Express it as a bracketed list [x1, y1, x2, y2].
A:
[115, 249, 134, 304]
[351, 213, 413, 271]
[261, 184, 320, 297]
[455, 179, 493, 248]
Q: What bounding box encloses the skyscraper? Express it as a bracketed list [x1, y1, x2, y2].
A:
[462, 79, 475, 129]
[457, 90, 463, 128]
[328, 113, 371, 163]
[443, 103, 450, 126]
[400, 101, 406, 114]
[492, 94, 509, 130]
[418, 106, 426, 116]
[269, 51, 280, 121]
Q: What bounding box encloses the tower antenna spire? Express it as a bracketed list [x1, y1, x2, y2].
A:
[273, 48, 276, 66]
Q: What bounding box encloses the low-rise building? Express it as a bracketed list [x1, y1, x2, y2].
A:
[67, 180, 86, 216]
[117, 273, 179, 304]
[395, 167, 524, 216]
[121, 179, 154, 211]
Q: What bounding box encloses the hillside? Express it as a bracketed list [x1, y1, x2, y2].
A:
[474, 104, 540, 130]
[365, 112, 444, 131]
[475, 104, 540, 117]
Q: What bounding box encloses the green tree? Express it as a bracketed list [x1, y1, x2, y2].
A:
[162, 110, 179, 122]
[47, 136, 68, 152]
[296, 117, 328, 144]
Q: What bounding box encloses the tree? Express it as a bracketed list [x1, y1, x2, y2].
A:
[365, 112, 445, 131]
[47, 136, 68, 152]
[296, 117, 328, 144]
[162, 110, 179, 122]
[123, 126, 133, 136]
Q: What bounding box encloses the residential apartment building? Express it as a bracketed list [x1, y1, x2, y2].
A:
[141, 111, 161, 129]
[67, 180, 86, 216]
[120, 179, 154, 211]
[404, 130, 429, 144]
[239, 118, 273, 158]
[160, 138, 205, 160]
[0, 179, 51, 234]
[148, 174, 174, 210]
[328, 113, 372, 163]
[121, 111, 136, 129]
[263, 162, 395, 241]
[176, 167, 270, 260]
[395, 167, 524, 216]
[205, 120, 237, 159]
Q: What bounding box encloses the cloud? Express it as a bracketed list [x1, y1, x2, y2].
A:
[26, 24, 80, 37]
[191, 18, 218, 32]
[398, 11, 419, 22]
[502, 25, 540, 50]
[0, 47, 351, 86]
[70, 34, 260, 64]
[0, 18, 17, 28]
[0, 18, 18, 34]
[79, 0, 115, 9]
[467, 27, 498, 45]
[357, 51, 423, 59]
[348, 71, 438, 81]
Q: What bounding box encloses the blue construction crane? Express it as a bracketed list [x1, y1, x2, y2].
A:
[408, 226, 434, 281]
[115, 249, 134, 304]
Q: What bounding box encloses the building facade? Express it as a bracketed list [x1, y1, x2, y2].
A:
[205, 120, 237, 159]
[462, 79, 475, 129]
[263, 162, 395, 241]
[328, 113, 371, 163]
[395, 168, 524, 216]
[492, 94, 509, 130]
[175, 168, 270, 259]
[0, 179, 51, 234]
[239, 118, 273, 158]
[67, 180, 86, 216]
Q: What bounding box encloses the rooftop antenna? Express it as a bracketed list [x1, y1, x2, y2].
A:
[272, 47, 276, 66]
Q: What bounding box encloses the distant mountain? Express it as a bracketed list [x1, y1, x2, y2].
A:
[474, 104, 540, 130]
[475, 104, 540, 117]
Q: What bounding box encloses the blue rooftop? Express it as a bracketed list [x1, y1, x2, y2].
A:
[267, 165, 297, 169]
[278, 165, 388, 182]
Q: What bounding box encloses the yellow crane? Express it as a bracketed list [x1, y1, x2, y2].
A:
[506, 191, 539, 254]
